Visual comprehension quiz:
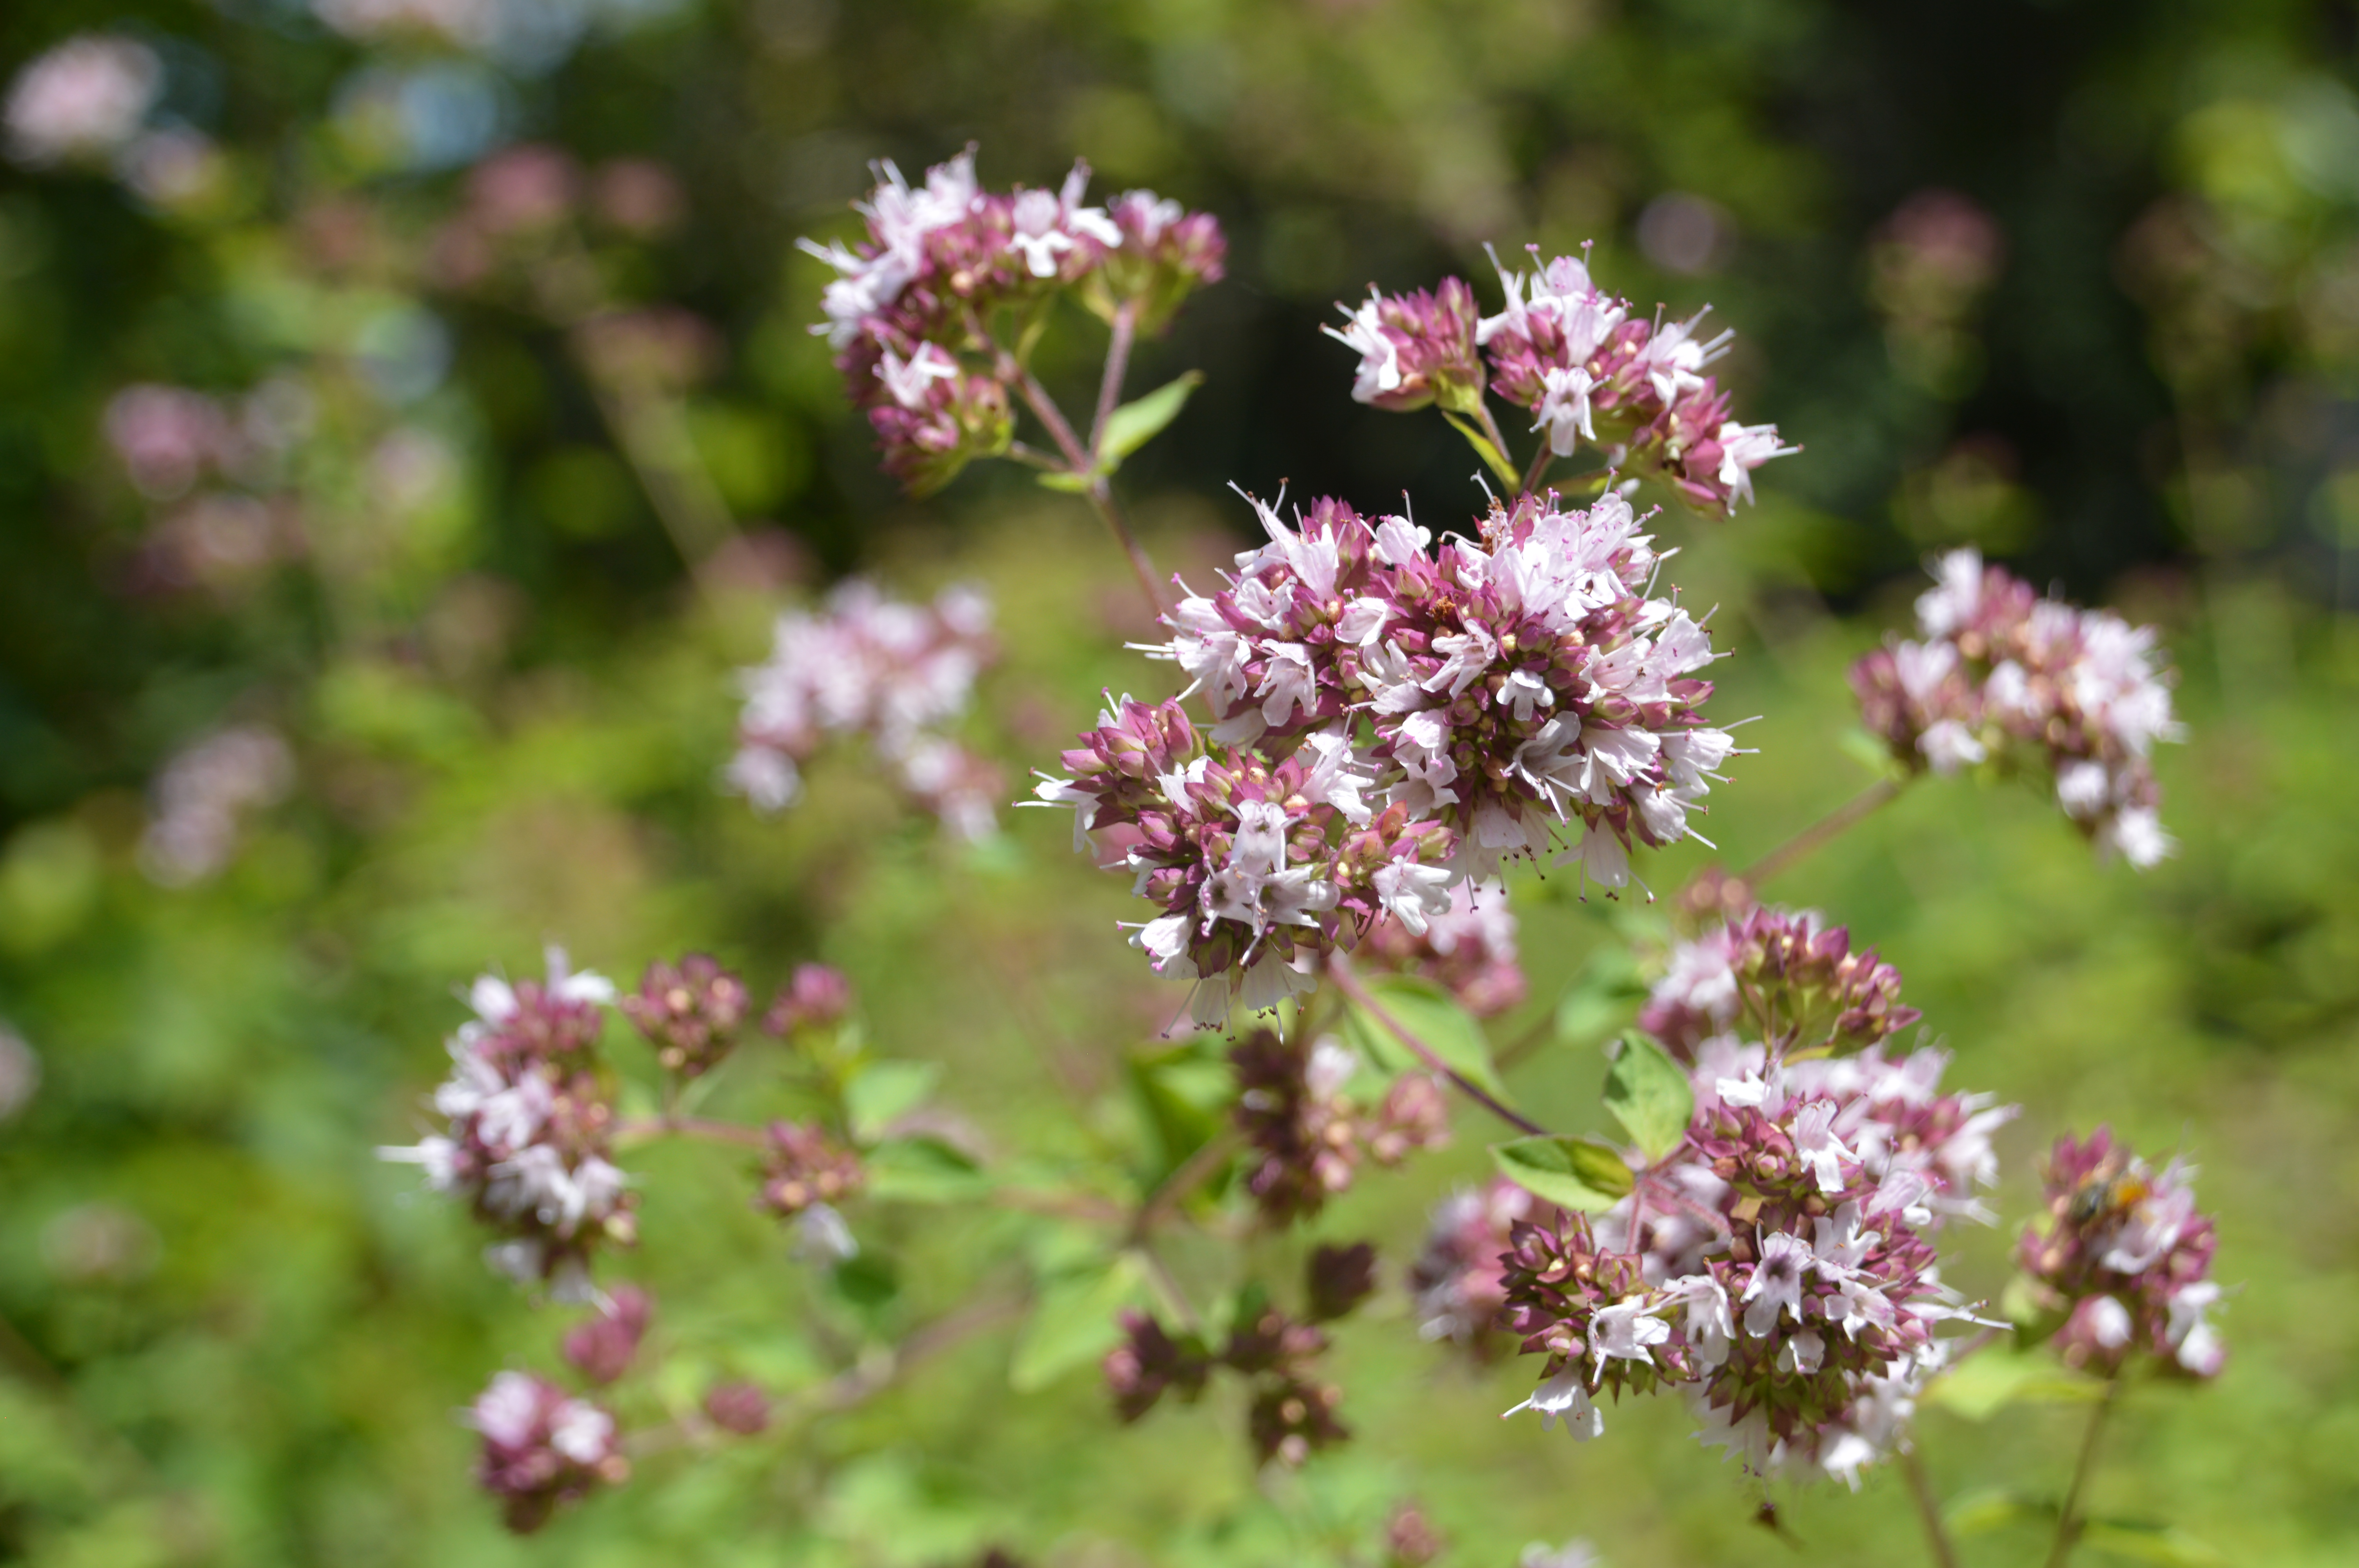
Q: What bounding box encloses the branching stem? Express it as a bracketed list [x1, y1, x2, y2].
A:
[977, 316, 1169, 617]
[1326, 958, 1547, 1137]
[1736, 777, 1905, 890]
[2044, 1376, 2121, 1568]
[1901, 1446, 1961, 1568]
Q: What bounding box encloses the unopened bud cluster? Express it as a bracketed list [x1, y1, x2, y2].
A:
[1033, 488, 1740, 1024]
[1104, 1242, 1377, 1467]
[2018, 1129, 2225, 1379]
[1851, 548, 2183, 866]
[1228, 1031, 1448, 1222]
[1330, 247, 1794, 511]
[1640, 904, 1918, 1062]
[620, 953, 750, 1078]
[802, 149, 1224, 492]
[728, 579, 1001, 840]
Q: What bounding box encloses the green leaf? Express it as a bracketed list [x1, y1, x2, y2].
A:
[1944, 1488, 2051, 1537]
[1441, 410, 1521, 488]
[1922, 1343, 2106, 1421]
[2079, 1521, 2228, 1566]
[864, 1135, 990, 1204]
[1008, 1252, 1146, 1392]
[1034, 470, 1091, 493]
[1100, 371, 1203, 463]
[1552, 946, 1648, 1050]
[1341, 973, 1509, 1100]
[1490, 1134, 1636, 1212]
[1602, 1033, 1693, 1164]
[1127, 1042, 1233, 1185]
[844, 1059, 942, 1144]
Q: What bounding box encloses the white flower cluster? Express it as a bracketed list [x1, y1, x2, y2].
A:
[725, 579, 1000, 840]
[139, 724, 295, 886]
[1854, 548, 2183, 867]
[379, 947, 629, 1302]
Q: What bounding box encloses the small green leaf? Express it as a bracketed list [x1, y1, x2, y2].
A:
[2078, 1521, 2227, 1566]
[1341, 973, 1510, 1100]
[1602, 1033, 1694, 1164]
[1099, 371, 1203, 463]
[1944, 1488, 2050, 1537]
[864, 1136, 989, 1204]
[844, 1059, 942, 1144]
[1922, 1342, 2105, 1421]
[1127, 1042, 1233, 1185]
[1034, 470, 1092, 493]
[1441, 410, 1521, 488]
[1552, 946, 1648, 1050]
[1008, 1252, 1146, 1392]
[1490, 1134, 1636, 1212]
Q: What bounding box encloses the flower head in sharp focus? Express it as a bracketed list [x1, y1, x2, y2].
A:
[2018, 1129, 2225, 1380]
[1850, 548, 2185, 868]
[800, 147, 1223, 492]
[1150, 486, 1740, 890]
[1496, 905, 2012, 1488]
[1332, 245, 1796, 514]
[378, 947, 633, 1301]
[727, 579, 1002, 840]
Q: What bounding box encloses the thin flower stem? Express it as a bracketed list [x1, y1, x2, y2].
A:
[1326, 958, 1548, 1138]
[1472, 400, 1518, 484]
[799, 1289, 1030, 1417]
[1090, 300, 1138, 457]
[1519, 437, 1556, 498]
[1134, 1237, 1204, 1335]
[1735, 776, 1905, 890]
[1085, 477, 1173, 618]
[2044, 1376, 2121, 1568]
[1901, 1446, 1961, 1568]
[612, 1113, 769, 1148]
[977, 316, 1170, 618]
[1005, 439, 1063, 470]
[1132, 1125, 1243, 1239]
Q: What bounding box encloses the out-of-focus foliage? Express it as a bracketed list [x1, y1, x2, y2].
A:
[2, 0, 2357, 1564]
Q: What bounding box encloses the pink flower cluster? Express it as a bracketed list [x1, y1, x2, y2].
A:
[378, 947, 633, 1301]
[1032, 487, 1740, 1024]
[1155, 488, 1737, 885]
[1361, 880, 1527, 1018]
[465, 1370, 626, 1534]
[138, 723, 295, 886]
[1407, 1177, 1536, 1349]
[102, 379, 317, 596]
[1500, 907, 2015, 1486]
[1329, 247, 1795, 512]
[2018, 1129, 2225, 1379]
[802, 149, 1224, 492]
[4, 34, 158, 168]
[1851, 548, 2183, 867]
[726, 579, 1002, 841]
[1030, 690, 1452, 1027]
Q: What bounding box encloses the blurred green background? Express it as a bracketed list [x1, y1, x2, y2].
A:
[3, 0, 2358, 1563]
